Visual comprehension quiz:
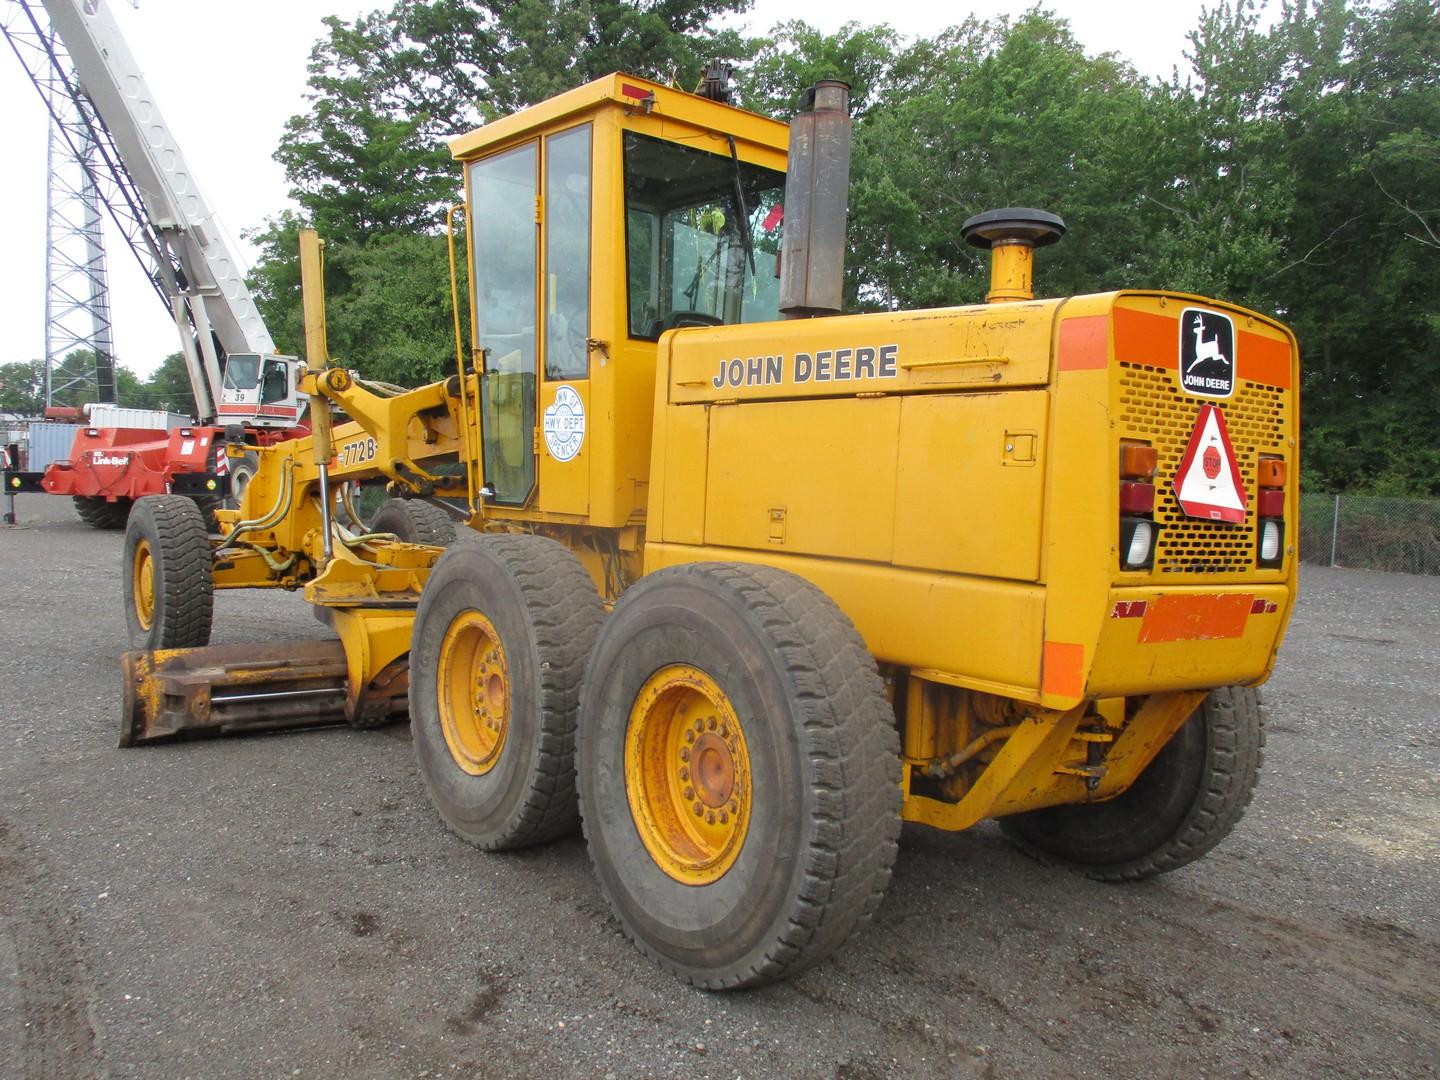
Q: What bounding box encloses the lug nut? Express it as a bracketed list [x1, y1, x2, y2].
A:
[707, 717, 717, 731]
[705, 811, 715, 824]
[679, 767, 689, 781]
[679, 747, 691, 761]
[693, 802, 704, 816]
[684, 786, 695, 800]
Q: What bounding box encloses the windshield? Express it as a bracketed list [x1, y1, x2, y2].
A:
[623, 132, 785, 340]
[222, 354, 260, 391]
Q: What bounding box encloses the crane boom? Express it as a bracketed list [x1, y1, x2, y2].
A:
[2, 0, 297, 426]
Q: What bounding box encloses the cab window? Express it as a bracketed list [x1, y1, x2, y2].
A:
[222, 354, 260, 391]
[544, 125, 592, 379]
[470, 141, 539, 504]
[260, 359, 289, 404]
[623, 131, 785, 340]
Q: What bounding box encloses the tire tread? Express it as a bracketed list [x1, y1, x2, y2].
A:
[413, 533, 602, 850]
[73, 495, 131, 530]
[124, 495, 213, 650]
[371, 498, 457, 547]
[1001, 685, 1266, 882]
[581, 561, 902, 989]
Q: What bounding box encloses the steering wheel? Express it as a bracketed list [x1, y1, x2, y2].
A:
[659, 311, 724, 332]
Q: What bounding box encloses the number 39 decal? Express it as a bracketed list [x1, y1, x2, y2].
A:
[338, 437, 378, 467]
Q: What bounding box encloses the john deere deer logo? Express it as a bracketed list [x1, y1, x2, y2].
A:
[1180, 309, 1235, 398]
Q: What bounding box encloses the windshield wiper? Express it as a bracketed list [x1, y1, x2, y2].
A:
[727, 136, 757, 279]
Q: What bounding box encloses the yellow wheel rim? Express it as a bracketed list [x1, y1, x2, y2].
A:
[132, 538, 155, 632]
[625, 664, 751, 886]
[437, 611, 509, 775]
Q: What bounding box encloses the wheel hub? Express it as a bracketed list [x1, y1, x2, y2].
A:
[132, 538, 155, 631]
[437, 611, 509, 775]
[625, 665, 751, 885]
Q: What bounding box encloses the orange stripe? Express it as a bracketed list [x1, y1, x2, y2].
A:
[1237, 330, 1292, 389]
[1138, 593, 1253, 644]
[1057, 315, 1109, 371]
[1113, 306, 1177, 370]
[1042, 641, 1085, 698]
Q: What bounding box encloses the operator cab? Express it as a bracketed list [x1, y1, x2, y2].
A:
[219, 352, 306, 428]
[451, 73, 790, 525]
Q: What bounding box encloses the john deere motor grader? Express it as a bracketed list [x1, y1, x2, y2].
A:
[118, 75, 1299, 989]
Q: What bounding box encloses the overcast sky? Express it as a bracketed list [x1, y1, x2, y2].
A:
[0, 0, 1217, 381]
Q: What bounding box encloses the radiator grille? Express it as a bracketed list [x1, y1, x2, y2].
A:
[1118, 363, 1288, 576]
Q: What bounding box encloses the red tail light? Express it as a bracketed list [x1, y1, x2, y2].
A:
[1119, 441, 1158, 570]
[1256, 454, 1287, 568]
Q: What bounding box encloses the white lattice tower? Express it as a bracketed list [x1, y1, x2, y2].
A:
[41, 29, 117, 406]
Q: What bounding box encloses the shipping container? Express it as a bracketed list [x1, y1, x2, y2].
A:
[26, 423, 85, 471]
[86, 405, 190, 430]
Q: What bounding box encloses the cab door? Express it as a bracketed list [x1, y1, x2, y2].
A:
[469, 126, 593, 514]
[536, 123, 592, 517]
[471, 141, 540, 505]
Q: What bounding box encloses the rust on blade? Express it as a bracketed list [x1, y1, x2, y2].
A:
[120, 640, 352, 747]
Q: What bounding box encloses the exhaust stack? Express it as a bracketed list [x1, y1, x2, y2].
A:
[960, 208, 1066, 303]
[779, 81, 852, 318]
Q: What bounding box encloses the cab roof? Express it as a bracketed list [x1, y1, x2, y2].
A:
[447, 72, 791, 161]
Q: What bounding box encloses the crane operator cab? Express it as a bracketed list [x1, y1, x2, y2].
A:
[218, 352, 307, 429]
[452, 75, 789, 521]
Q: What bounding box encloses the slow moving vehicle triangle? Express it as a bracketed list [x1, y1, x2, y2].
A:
[1172, 403, 1247, 523]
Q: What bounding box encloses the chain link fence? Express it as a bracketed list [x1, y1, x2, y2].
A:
[1300, 493, 1440, 576]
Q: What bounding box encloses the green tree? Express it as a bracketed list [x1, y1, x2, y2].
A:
[277, 0, 755, 246]
[324, 232, 467, 387]
[45, 349, 108, 409]
[1268, 0, 1440, 493]
[114, 365, 143, 407]
[1145, 1, 1294, 302]
[250, 218, 464, 389]
[0, 361, 44, 415]
[1172, 0, 1440, 493]
[737, 20, 901, 119]
[139, 352, 200, 415]
[845, 11, 1175, 310]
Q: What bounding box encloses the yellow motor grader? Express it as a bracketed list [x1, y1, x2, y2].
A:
[118, 75, 1299, 989]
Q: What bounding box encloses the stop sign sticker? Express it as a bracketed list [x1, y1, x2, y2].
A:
[1173, 403, 1247, 523]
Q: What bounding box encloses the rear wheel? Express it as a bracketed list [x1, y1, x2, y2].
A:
[189, 494, 222, 532]
[122, 495, 213, 650]
[998, 686, 1265, 880]
[73, 495, 131, 530]
[370, 498, 457, 547]
[226, 449, 260, 512]
[409, 534, 603, 849]
[577, 563, 901, 989]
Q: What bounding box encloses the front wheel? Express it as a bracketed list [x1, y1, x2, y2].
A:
[577, 563, 901, 990]
[122, 495, 214, 650]
[998, 686, 1265, 880]
[408, 534, 603, 850]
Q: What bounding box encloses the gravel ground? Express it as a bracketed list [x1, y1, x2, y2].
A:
[1, 495, 1436, 1080]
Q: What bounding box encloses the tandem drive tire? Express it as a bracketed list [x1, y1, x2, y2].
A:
[225, 450, 260, 511]
[72, 495, 132, 530]
[998, 686, 1266, 881]
[576, 563, 902, 990]
[409, 534, 604, 850]
[370, 498, 457, 547]
[122, 495, 214, 651]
